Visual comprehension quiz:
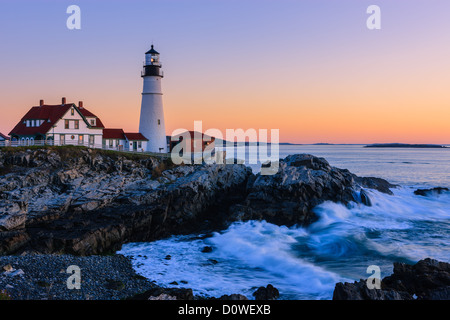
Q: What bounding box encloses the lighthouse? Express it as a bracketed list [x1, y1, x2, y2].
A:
[139, 45, 167, 153]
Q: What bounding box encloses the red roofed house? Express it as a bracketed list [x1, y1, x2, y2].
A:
[103, 128, 127, 150]
[8, 98, 150, 152]
[102, 129, 148, 152]
[124, 132, 148, 152]
[9, 98, 104, 147]
[0, 132, 10, 146]
[169, 130, 215, 153]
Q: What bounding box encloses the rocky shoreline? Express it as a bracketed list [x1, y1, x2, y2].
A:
[0, 147, 391, 256]
[0, 146, 448, 300]
[0, 253, 278, 300]
[0, 254, 154, 300]
[333, 258, 450, 300]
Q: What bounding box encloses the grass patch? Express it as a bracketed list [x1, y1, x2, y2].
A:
[0, 145, 170, 162]
[151, 157, 176, 178]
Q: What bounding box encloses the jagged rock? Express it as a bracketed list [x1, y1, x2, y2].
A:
[5, 269, 24, 277]
[0, 147, 252, 255]
[333, 280, 412, 300]
[414, 187, 449, 197]
[359, 189, 372, 206]
[333, 258, 450, 300]
[0, 150, 394, 255]
[147, 293, 177, 300]
[127, 287, 194, 300]
[201, 246, 213, 253]
[252, 284, 279, 300]
[354, 176, 396, 195]
[229, 154, 394, 227]
[2, 264, 13, 272]
[217, 294, 248, 300]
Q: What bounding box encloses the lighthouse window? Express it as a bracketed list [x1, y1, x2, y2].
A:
[158, 119, 161, 125]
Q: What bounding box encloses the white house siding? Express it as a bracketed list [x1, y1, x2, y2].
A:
[125, 140, 147, 152]
[103, 138, 127, 150]
[45, 107, 103, 146]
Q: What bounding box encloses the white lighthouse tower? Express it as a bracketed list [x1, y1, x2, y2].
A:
[139, 45, 167, 153]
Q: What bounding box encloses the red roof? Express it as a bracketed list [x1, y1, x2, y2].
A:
[79, 107, 105, 129]
[103, 128, 126, 140]
[9, 103, 105, 136]
[124, 133, 148, 141]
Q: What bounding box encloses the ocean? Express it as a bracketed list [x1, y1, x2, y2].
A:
[118, 145, 450, 300]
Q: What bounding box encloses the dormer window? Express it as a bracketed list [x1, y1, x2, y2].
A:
[90, 119, 96, 126]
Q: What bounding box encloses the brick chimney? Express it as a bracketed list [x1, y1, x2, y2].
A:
[39, 99, 44, 106]
[62, 97, 66, 105]
[78, 101, 83, 108]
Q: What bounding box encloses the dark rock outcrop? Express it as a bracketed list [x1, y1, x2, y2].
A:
[0, 147, 252, 255]
[253, 284, 279, 300]
[228, 154, 395, 227]
[414, 187, 449, 197]
[127, 287, 195, 300]
[0, 149, 396, 255]
[333, 258, 450, 300]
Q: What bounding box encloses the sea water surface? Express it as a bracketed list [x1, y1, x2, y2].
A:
[118, 145, 450, 299]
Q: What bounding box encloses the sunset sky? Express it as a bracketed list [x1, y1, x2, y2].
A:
[1, 0, 449, 144]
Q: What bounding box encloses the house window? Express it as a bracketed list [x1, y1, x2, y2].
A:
[71, 108, 74, 116]
[109, 139, 113, 147]
[90, 119, 95, 126]
[74, 120, 79, 129]
[60, 135, 65, 145]
[89, 135, 94, 146]
[65, 120, 70, 129]
[78, 135, 84, 145]
[138, 141, 142, 148]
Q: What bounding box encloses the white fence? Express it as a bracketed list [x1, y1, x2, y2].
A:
[0, 139, 170, 157]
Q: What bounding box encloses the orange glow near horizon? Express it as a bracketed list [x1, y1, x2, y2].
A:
[1, 1, 449, 145]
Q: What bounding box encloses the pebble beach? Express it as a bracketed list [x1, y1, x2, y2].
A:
[0, 254, 156, 300]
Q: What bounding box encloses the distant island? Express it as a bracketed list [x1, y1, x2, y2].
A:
[364, 143, 448, 149]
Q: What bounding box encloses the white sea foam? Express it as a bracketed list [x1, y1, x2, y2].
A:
[118, 186, 450, 300]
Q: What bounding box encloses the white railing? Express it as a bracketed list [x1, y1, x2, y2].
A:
[0, 139, 170, 157]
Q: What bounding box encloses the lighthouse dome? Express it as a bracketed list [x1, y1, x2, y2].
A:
[145, 45, 159, 55]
